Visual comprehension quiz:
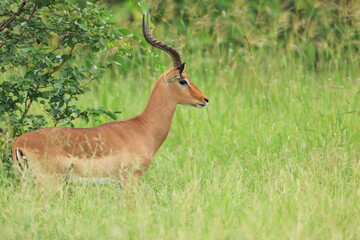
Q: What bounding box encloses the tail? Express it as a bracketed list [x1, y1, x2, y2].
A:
[15, 149, 29, 172]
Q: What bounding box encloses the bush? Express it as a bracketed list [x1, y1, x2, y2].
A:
[0, 0, 145, 163]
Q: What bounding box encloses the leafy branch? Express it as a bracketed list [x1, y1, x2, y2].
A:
[0, 0, 140, 141]
[0, 0, 28, 32]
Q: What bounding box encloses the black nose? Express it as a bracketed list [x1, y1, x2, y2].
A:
[204, 98, 209, 103]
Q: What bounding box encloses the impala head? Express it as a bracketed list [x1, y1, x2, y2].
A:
[142, 13, 209, 108]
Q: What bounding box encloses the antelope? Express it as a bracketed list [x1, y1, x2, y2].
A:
[11, 13, 209, 187]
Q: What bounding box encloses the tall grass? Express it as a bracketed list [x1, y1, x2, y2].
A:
[1, 1, 359, 239]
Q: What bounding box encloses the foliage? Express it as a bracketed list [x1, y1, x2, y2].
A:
[0, 0, 145, 138]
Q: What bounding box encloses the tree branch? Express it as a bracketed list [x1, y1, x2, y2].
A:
[27, 5, 37, 23]
[37, 32, 80, 68]
[54, 94, 75, 125]
[21, 42, 77, 121]
[49, 43, 76, 75]
[0, 1, 28, 32]
[21, 84, 40, 121]
[0, 4, 37, 48]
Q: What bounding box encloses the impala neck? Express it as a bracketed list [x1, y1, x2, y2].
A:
[138, 79, 177, 154]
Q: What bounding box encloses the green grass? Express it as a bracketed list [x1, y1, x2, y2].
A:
[1, 1, 360, 239]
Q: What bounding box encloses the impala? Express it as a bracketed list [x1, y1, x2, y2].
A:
[12, 13, 209, 186]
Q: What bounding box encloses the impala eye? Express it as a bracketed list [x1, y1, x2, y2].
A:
[179, 79, 188, 86]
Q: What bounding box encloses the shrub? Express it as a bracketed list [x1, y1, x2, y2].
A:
[0, 0, 145, 163]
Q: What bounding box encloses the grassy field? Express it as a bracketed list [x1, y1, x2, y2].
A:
[1, 1, 360, 239]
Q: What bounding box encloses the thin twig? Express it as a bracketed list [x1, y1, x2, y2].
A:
[49, 43, 76, 75]
[55, 94, 75, 123]
[37, 32, 80, 68]
[27, 5, 37, 23]
[57, 112, 83, 127]
[0, 4, 37, 48]
[48, 32, 80, 54]
[80, 77, 96, 88]
[21, 41, 76, 120]
[21, 84, 40, 121]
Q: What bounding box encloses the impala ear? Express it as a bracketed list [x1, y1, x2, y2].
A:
[164, 71, 178, 84]
[177, 62, 185, 75]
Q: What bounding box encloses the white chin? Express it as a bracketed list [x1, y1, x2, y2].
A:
[196, 103, 206, 108]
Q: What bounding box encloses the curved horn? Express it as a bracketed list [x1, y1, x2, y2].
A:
[142, 12, 182, 68]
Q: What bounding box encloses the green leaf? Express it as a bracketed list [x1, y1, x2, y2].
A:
[119, 28, 134, 37]
[106, 111, 118, 120]
[0, 0, 132, 139]
[10, 3, 18, 13]
[77, 20, 89, 31]
[137, 1, 149, 15]
[114, 55, 124, 66]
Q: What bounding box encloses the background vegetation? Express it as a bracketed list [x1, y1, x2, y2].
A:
[1, 0, 359, 239]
